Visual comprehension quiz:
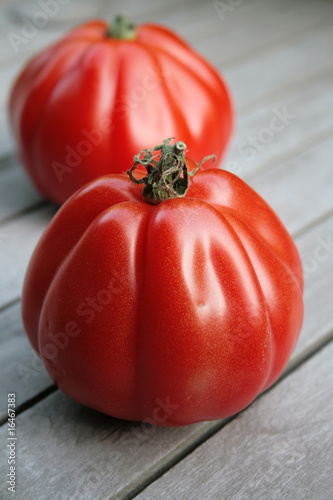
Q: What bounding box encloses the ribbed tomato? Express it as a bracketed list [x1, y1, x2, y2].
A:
[22, 140, 303, 426]
[9, 16, 232, 205]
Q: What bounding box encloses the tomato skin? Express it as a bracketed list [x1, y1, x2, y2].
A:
[9, 20, 233, 205]
[22, 167, 303, 426]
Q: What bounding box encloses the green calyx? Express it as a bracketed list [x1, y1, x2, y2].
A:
[107, 15, 137, 40]
[127, 138, 216, 205]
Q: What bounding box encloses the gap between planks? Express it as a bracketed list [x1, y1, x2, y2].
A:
[4, 319, 330, 431]
[0, 158, 332, 499]
[0, 0, 332, 129]
[0, 0, 332, 164]
[1, 178, 333, 434]
[132, 338, 333, 500]
[0, 1, 332, 498]
[123, 336, 333, 500]
[0, 131, 332, 312]
[1, 63, 333, 227]
[1, 206, 333, 431]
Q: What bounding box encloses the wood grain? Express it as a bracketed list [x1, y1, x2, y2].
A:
[1, 209, 332, 422]
[0, 205, 57, 308]
[249, 135, 333, 235]
[0, 0, 332, 498]
[2, 69, 333, 225]
[1, 0, 333, 161]
[223, 23, 333, 113]
[135, 342, 333, 500]
[0, 211, 332, 498]
[0, 157, 43, 224]
[224, 71, 333, 180]
[193, 0, 333, 65]
[1, 132, 332, 310]
[0, 302, 53, 423]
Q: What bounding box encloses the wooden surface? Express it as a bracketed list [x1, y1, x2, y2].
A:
[0, 0, 332, 498]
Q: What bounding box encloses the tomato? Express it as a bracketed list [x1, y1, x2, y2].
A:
[22, 139, 303, 426]
[9, 16, 233, 205]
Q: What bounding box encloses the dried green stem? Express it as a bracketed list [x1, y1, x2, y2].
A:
[127, 138, 216, 205]
[107, 15, 136, 40]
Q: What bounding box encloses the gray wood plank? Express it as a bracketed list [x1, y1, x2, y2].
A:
[0, 157, 43, 223]
[0, 205, 57, 308]
[0, 210, 332, 498]
[292, 215, 333, 360]
[0, 0, 221, 69]
[0, 0, 205, 63]
[147, 0, 259, 39]
[0, 1, 333, 498]
[0, 12, 67, 67]
[193, 0, 333, 66]
[0, 133, 331, 310]
[0, 302, 53, 423]
[5, 0, 333, 319]
[2, 0, 329, 71]
[5, 0, 193, 26]
[0, 389, 217, 500]
[1, 59, 332, 223]
[224, 71, 333, 179]
[223, 23, 333, 113]
[135, 342, 333, 500]
[1, 0, 332, 115]
[5, 210, 333, 414]
[1, 0, 332, 165]
[0, 110, 15, 159]
[249, 135, 333, 236]
[0, 0, 211, 107]
[2, 69, 333, 224]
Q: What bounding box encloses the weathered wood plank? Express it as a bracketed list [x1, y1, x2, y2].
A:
[1, 61, 333, 223]
[1, 0, 213, 110]
[2, 69, 333, 224]
[292, 215, 333, 359]
[248, 135, 333, 236]
[0, 0, 221, 69]
[6, 0, 194, 27]
[0, 110, 15, 160]
[223, 23, 333, 113]
[0, 388, 216, 500]
[0, 13, 67, 67]
[135, 342, 333, 500]
[0, 157, 43, 223]
[0, 209, 332, 497]
[224, 71, 333, 179]
[0, 1, 332, 498]
[0, 302, 53, 423]
[1, 0, 332, 127]
[0, 2, 333, 112]
[1, 0, 332, 165]
[193, 0, 333, 66]
[0, 0, 282, 83]
[0, 205, 57, 308]
[1, 131, 332, 310]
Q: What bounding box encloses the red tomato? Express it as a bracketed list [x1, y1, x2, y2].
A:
[9, 16, 232, 205]
[22, 140, 303, 426]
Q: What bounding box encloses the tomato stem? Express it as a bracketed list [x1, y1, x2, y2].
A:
[107, 15, 137, 40]
[127, 138, 216, 205]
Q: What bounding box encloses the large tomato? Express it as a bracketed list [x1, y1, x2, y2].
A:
[22, 140, 303, 427]
[9, 16, 232, 205]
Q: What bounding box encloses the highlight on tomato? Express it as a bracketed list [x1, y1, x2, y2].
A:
[21, 138, 304, 426]
[9, 15, 233, 205]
